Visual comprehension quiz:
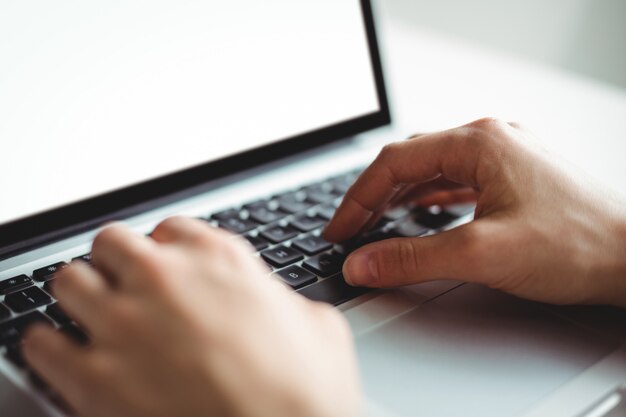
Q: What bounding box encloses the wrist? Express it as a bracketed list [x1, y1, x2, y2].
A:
[615, 218, 626, 306]
[600, 216, 626, 308]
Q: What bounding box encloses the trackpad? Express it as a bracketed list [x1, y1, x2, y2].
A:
[355, 284, 618, 417]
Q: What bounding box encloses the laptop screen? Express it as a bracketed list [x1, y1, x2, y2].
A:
[0, 0, 380, 226]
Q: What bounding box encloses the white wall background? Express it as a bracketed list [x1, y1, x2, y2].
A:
[380, 0, 626, 90]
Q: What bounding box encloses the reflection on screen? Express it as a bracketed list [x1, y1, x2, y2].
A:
[0, 0, 378, 224]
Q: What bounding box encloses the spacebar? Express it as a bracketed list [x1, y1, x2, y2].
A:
[297, 274, 370, 306]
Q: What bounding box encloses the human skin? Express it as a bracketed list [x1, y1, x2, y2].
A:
[22, 218, 361, 417]
[21, 117, 626, 417]
[324, 118, 626, 308]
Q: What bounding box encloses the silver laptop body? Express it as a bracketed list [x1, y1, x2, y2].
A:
[1, 1, 624, 416]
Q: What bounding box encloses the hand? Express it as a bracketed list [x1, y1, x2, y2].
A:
[324, 118, 626, 307]
[23, 217, 361, 417]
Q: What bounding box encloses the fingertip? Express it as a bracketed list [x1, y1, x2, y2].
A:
[323, 199, 374, 243]
[322, 216, 347, 243]
[343, 250, 377, 287]
[98, 221, 128, 235]
[321, 224, 338, 243]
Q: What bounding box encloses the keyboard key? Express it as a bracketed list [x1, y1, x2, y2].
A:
[334, 229, 403, 255]
[328, 170, 361, 194]
[219, 217, 258, 234]
[261, 246, 304, 268]
[393, 219, 429, 238]
[297, 274, 369, 306]
[43, 279, 55, 294]
[260, 225, 299, 244]
[292, 236, 332, 255]
[46, 303, 71, 325]
[445, 203, 476, 218]
[275, 266, 317, 289]
[242, 199, 269, 211]
[211, 208, 240, 221]
[245, 235, 270, 252]
[32, 262, 68, 282]
[5, 287, 52, 313]
[5, 343, 26, 368]
[290, 214, 326, 232]
[0, 275, 33, 295]
[302, 253, 343, 277]
[0, 304, 10, 320]
[331, 242, 355, 258]
[383, 207, 410, 221]
[359, 227, 401, 246]
[248, 207, 287, 224]
[0, 312, 52, 346]
[328, 176, 353, 194]
[276, 192, 313, 214]
[412, 207, 458, 229]
[72, 253, 92, 264]
[303, 184, 340, 204]
[314, 203, 337, 220]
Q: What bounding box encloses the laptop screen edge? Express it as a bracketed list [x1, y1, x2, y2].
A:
[0, 0, 390, 260]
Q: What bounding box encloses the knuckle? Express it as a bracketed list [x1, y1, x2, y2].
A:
[200, 232, 251, 264]
[379, 142, 401, 161]
[226, 235, 255, 257]
[130, 247, 162, 274]
[92, 225, 122, 252]
[464, 119, 515, 165]
[393, 238, 420, 279]
[153, 216, 184, 235]
[186, 230, 215, 249]
[132, 254, 174, 291]
[188, 224, 234, 250]
[468, 117, 508, 131]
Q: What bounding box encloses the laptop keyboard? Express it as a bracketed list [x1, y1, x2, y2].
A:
[0, 167, 474, 398]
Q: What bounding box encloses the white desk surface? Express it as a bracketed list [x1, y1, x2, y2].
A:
[377, 15, 626, 196]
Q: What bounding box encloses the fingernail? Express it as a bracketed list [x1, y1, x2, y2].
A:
[344, 251, 377, 286]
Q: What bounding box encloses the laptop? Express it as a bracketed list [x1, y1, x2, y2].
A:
[1, 1, 625, 416]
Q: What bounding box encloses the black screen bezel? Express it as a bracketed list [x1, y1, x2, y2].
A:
[0, 0, 390, 260]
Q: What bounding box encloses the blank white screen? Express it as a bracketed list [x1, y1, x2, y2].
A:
[0, 0, 378, 224]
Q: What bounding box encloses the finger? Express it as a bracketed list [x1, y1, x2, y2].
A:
[406, 132, 428, 140]
[358, 210, 385, 234]
[387, 184, 414, 208]
[91, 223, 157, 288]
[342, 221, 503, 287]
[414, 189, 478, 207]
[324, 124, 491, 242]
[51, 262, 110, 334]
[22, 324, 91, 402]
[151, 215, 256, 259]
[151, 216, 231, 246]
[393, 177, 469, 206]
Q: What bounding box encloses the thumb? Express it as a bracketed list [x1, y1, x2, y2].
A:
[342, 223, 493, 288]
